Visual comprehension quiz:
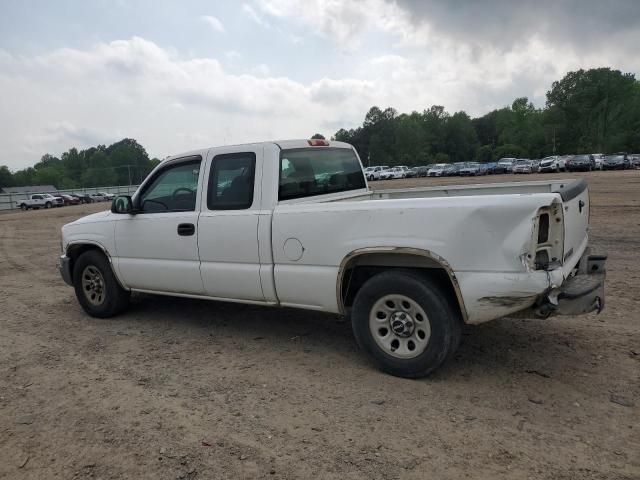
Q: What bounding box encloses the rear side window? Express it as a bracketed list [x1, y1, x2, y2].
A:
[279, 148, 366, 201]
[207, 152, 256, 210]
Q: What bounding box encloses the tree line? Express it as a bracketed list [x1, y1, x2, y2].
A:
[0, 139, 160, 189]
[333, 68, 640, 165]
[1, 67, 639, 190]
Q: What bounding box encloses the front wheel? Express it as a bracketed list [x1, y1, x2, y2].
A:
[45, 202, 52, 209]
[351, 270, 462, 378]
[73, 250, 130, 318]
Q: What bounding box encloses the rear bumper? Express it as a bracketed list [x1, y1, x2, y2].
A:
[528, 252, 606, 318]
[58, 255, 73, 286]
[546, 254, 606, 316]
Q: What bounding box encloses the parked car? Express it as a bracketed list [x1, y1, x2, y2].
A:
[61, 194, 80, 206]
[530, 160, 541, 172]
[458, 162, 485, 176]
[73, 194, 94, 204]
[559, 156, 572, 170]
[414, 166, 431, 177]
[495, 158, 516, 174]
[89, 193, 108, 202]
[591, 153, 605, 170]
[512, 159, 533, 174]
[427, 163, 454, 177]
[16, 193, 62, 210]
[630, 154, 640, 168]
[484, 162, 498, 174]
[566, 154, 596, 172]
[364, 167, 376, 180]
[380, 166, 410, 180]
[539, 156, 563, 173]
[364, 166, 388, 181]
[58, 138, 605, 378]
[99, 192, 116, 201]
[40, 193, 64, 207]
[603, 153, 631, 170]
[449, 162, 467, 176]
[405, 167, 418, 178]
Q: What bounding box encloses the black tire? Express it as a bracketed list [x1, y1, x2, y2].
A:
[72, 250, 130, 318]
[351, 270, 462, 378]
[45, 202, 51, 209]
[20, 203, 27, 211]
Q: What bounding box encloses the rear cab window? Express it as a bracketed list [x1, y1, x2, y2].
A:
[278, 147, 366, 201]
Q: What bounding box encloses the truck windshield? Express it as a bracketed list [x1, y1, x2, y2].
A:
[279, 147, 366, 201]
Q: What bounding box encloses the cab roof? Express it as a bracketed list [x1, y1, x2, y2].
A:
[164, 139, 353, 163]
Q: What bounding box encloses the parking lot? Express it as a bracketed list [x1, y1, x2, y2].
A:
[1, 170, 638, 479]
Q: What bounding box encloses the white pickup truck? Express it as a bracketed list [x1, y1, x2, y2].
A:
[18, 193, 64, 210]
[59, 139, 606, 377]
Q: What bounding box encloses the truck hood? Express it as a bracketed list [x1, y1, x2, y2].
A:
[67, 210, 112, 226]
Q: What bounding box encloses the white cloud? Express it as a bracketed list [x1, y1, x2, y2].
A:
[225, 50, 242, 60]
[254, 0, 411, 48]
[242, 4, 270, 27]
[0, 37, 375, 168]
[200, 15, 226, 33]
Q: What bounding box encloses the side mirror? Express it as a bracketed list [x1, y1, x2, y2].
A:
[111, 195, 135, 214]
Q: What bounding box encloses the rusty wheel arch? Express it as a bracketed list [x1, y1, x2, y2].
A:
[336, 247, 469, 323]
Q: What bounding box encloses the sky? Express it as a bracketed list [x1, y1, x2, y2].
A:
[1, 0, 639, 170]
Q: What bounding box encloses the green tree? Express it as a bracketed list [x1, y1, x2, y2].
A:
[546, 68, 637, 153]
[445, 112, 478, 162]
[0, 165, 14, 188]
[433, 153, 450, 163]
[493, 144, 524, 160]
[475, 145, 493, 162]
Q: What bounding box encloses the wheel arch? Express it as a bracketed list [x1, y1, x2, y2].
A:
[65, 241, 126, 288]
[337, 247, 469, 323]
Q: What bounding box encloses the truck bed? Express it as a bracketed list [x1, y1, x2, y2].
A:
[339, 178, 587, 203]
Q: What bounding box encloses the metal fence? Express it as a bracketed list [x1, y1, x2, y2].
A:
[0, 185, 140, 211]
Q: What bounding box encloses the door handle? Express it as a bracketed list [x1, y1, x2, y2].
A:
[177, 223, 195, 236]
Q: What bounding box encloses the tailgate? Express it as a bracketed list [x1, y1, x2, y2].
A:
[556, 179, 590, 270]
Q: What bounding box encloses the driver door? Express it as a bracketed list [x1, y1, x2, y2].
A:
[113, 155, 205, 295]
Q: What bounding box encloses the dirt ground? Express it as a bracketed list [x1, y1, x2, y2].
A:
[1, 170, 638, 480]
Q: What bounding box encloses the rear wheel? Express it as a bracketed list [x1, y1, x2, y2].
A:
[20, 203, 27, 211]
[351, 270, 462, 378]
[73, 250, 130, 318]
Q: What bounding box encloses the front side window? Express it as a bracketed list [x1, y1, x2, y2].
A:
[207, 152, 256, 210]
[278, 147, 366, 201]
[139, 158, 201, 213]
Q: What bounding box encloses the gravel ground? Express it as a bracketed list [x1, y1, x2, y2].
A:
[1, 170, 638, 479]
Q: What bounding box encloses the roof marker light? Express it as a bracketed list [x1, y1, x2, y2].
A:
[308, 139, 330, 146]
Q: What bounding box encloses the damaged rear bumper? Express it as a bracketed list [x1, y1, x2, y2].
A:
[459, 250, 606, 324]
[540, 253, 606, 317]
[526, 253, 606, 319]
